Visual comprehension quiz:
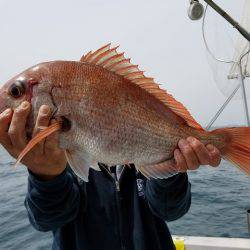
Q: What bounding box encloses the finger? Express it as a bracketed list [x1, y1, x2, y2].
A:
[32, 105, 51, 154]
[187, 137, 210, 165]
[0, 108, 13, 149]
[178, 139, 199, 170]
[8, 101, 30, 150]
[45, 131, 62, 155]
[206, 144, 221, 167]
[174, 149, 188, 172]
[33, 105, 51, 136]
[45, 120, 60, 151]
[44, 120, 65, 163]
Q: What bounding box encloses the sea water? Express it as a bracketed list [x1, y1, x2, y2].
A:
[0, 147, 249, 249]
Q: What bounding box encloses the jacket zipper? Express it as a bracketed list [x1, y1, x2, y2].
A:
[101, 165, 126, 250]
[114, 173, 126, 250]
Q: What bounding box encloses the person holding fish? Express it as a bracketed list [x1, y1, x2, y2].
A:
[0, 44, 249, 250]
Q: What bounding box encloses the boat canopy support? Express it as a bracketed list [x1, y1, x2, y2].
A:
[206, 49, 250, 130]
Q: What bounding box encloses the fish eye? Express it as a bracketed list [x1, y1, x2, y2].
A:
[9, 81, 26, 98]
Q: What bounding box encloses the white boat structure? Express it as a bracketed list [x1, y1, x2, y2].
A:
[173, 236, 250, 250]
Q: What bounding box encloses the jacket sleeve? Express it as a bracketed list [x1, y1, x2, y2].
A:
[145, 173, 191, 222]
[24, 167, 81, 232]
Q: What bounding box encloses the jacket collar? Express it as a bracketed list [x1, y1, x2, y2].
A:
[98, 163, 126, 182]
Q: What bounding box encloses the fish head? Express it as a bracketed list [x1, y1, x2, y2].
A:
[0, 75, 31, 112]
[0, 62, 57, 134]
[0, 63, 52, 110]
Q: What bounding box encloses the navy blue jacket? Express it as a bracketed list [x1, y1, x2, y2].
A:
[25, 164, 191, 250]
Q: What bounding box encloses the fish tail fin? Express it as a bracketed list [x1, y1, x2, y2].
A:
[211, 127, 250, 175]
[14, 122, 61, 168]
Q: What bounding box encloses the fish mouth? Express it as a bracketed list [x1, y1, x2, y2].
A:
[0, 88, 9, 114]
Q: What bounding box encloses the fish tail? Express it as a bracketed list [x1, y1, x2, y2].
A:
[211, 127, 250, 175]
[14, 122, 61, 168]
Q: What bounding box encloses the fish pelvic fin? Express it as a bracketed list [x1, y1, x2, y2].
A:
[211, 127, 250, 175]
[15, 122, 61, 168]
[65, 150, 100, 182]
[81, 44, 203, 130]
[137, 159, 178, 179]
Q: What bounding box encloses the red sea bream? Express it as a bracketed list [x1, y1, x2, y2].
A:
[0, 44, 249, 181]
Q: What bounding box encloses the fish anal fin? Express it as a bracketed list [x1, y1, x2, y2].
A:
[81, 44, 204, 130]
[137, 159, 178, 179]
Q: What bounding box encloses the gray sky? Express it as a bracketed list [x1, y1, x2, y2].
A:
[0, 0, 248, 126]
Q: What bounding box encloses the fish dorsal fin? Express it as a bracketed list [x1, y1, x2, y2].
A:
[80, 43, 111, 62]
[81, 44, 204, 130]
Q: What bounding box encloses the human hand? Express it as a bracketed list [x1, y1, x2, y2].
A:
[174, 137, 221, 172]
[0, 101, 67, 180]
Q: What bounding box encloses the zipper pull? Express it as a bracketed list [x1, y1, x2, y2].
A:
[115, 180, 120, 191]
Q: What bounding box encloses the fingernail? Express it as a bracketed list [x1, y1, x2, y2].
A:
[179, 139, 188, 147]
[40, 105, 50, 115]
[2, 108, 11, 116]
[21, 101, 29, 109]
[206, 144, 214, 152]
[187, 137, 196, 143]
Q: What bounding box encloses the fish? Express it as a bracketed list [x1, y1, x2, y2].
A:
[0, 43, 250, 181]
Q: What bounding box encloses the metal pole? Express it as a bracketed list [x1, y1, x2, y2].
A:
[206, 49, 250, 130]
[238, 51, 250, 126]
[247, 209, 250, 233]
[203, 0, 250, 42]
[206, 84, 241, 130]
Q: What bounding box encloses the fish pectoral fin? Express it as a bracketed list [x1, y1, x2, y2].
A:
[91, 162, 101, 171]
[15, 122, 61, 168]
[137, 159, 178, 179]
[65, 150, 99, 182]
